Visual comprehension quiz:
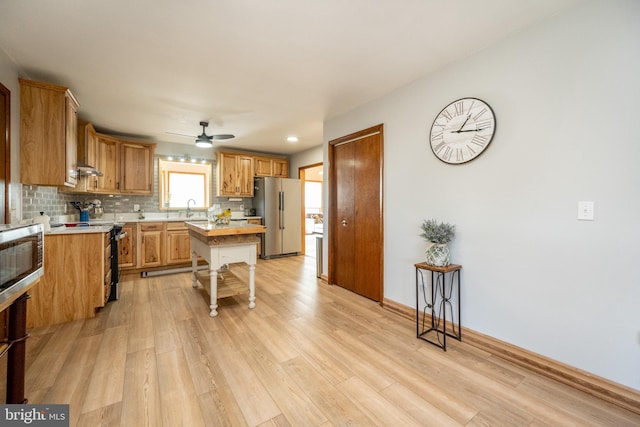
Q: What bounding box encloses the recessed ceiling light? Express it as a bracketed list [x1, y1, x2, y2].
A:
[287, 136, 299, 143]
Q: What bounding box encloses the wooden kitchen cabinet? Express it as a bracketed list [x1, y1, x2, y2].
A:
[120, 140, 154, 194]
[272, 158, 289, 177]
[68, 119, 99, 193]
[63, 131, 155, 195]
[95, 133, 120, 193]
[247, 217, 262, 255]
[19, 78, 79, 188]
[166, 221, 192, 264]
[27, 232, 109, 328]
[217, 151, 254, 197]
[118, 222, 137, 269]
[140, 222, 164, 268]
[253, 155, 289, 178]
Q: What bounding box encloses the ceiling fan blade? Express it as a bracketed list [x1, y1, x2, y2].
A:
[212, 134, 235, 140]
[166, 131, 197, 138]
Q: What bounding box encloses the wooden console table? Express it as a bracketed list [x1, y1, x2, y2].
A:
[415, 262, 462, 351]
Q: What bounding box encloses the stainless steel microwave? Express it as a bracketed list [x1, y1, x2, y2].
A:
[0, 223, 44, 306]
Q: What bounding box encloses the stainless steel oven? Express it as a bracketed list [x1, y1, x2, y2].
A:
[0, 224, 44, 306]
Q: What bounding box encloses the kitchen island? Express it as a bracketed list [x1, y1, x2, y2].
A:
[186, 221, 266, 317]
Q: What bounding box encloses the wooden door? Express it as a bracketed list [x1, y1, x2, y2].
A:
[329, 124, 383, 301]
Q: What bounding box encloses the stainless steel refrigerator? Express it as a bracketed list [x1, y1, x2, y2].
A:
[254, 177, 302, 258]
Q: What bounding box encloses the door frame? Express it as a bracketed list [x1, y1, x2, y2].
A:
[328, 124, 384, 300]
[298, 162, 323, 255]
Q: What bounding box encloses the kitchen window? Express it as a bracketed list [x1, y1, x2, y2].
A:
[158, 158, 212, 209]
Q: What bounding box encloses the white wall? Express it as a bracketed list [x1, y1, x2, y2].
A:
[289, 145, 323, 178]
[324, 0, 640, 390]
[0, 48, 23, 222]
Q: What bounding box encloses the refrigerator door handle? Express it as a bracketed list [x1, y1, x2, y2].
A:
[279, 191, 285, 230]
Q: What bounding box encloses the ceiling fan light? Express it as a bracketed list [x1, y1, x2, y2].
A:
[195, 137, 213, 148]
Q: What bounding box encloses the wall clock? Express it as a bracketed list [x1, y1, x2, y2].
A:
[429, 97, 496, 164]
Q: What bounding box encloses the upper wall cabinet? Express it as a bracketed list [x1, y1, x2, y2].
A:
[120, 140, 154, 194]
[254, 156, 289, 178]
[217, 151, 255, 197]
[66, 124, 155, 195]
[20, 78, 79, 187]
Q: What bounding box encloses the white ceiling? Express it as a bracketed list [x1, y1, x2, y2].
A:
[0, 0, 582, 155]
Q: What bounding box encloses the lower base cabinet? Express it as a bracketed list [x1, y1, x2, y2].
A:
[140, 222, 164, 268]
[27, 232, 109, 328]
[166, 222, 191, 264]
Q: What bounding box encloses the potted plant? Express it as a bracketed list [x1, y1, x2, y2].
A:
[420, 219, 456, 266]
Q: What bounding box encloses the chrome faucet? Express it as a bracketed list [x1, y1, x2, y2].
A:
[186, 199, 196, 218]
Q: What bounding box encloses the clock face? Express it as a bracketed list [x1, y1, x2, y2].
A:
[429, 98, 496, 164]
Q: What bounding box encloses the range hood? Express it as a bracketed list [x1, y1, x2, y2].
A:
[77, 161, 103, 176]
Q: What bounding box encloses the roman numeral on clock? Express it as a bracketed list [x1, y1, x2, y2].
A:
[432, 141, 446, 154]
[471, 134, 489, 147]
[455, 101, 464, 116]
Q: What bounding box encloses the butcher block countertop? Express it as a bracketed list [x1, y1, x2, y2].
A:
[186, 221, 266, 237]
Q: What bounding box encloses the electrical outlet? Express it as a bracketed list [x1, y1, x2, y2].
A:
[134, 204, 140, 212]
[577, 201, 594, 221]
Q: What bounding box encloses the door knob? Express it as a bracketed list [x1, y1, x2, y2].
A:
[342, 219, 347, 227]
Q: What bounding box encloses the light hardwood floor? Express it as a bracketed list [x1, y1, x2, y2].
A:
[14, 255, 640, 426]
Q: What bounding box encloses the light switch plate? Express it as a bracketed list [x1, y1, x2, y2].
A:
[578, 201, 594, 221]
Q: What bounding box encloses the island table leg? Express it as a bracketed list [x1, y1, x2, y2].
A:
[191, 250, 198, 288]
[248, 263, 256, 309]
[209, 266, 219, 317]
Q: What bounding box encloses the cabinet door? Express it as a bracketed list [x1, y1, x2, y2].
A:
[19, 79, 73, 187]
[121, 141, 154, 194]
[137, 223, 164, 269]
[95, 134, 120, 193]
[218, 152, 238, 196]
[73, 120, 99, 193]
[237, 155, 254, 196]
[254, 156, 272, 176]
[140, 230, 164, 267]
[64, 93, 78, 187]
[272, 159, 289, 178]
[118, 223, 137, 269]
[166, 229, 191, 264]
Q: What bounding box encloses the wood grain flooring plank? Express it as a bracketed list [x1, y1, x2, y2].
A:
[337, 376, 423, 426]
[380, 382, 462, 427]
[76, 401, 122, 427]
[282, 356, 376, 426]
[149, 278, 183, 354]
[126, 280, 155, 353]
[204, 328, 281, 426]
[233, 330, 327, 426]
[120, 348, 162, 427]
[81, 325, 129, 414]
[517, 375, 640, 426]
[25, 320, 84, 392]
[156, 349, 206, 427]
[42, 334, 102, 427]
[417, 345, 594, 426]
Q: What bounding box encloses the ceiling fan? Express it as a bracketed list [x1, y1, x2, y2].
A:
[167, 121, 235, 148]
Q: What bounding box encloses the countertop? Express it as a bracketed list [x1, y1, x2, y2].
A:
[46, 224, 115, 235]
[186, 220, 266, 237]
